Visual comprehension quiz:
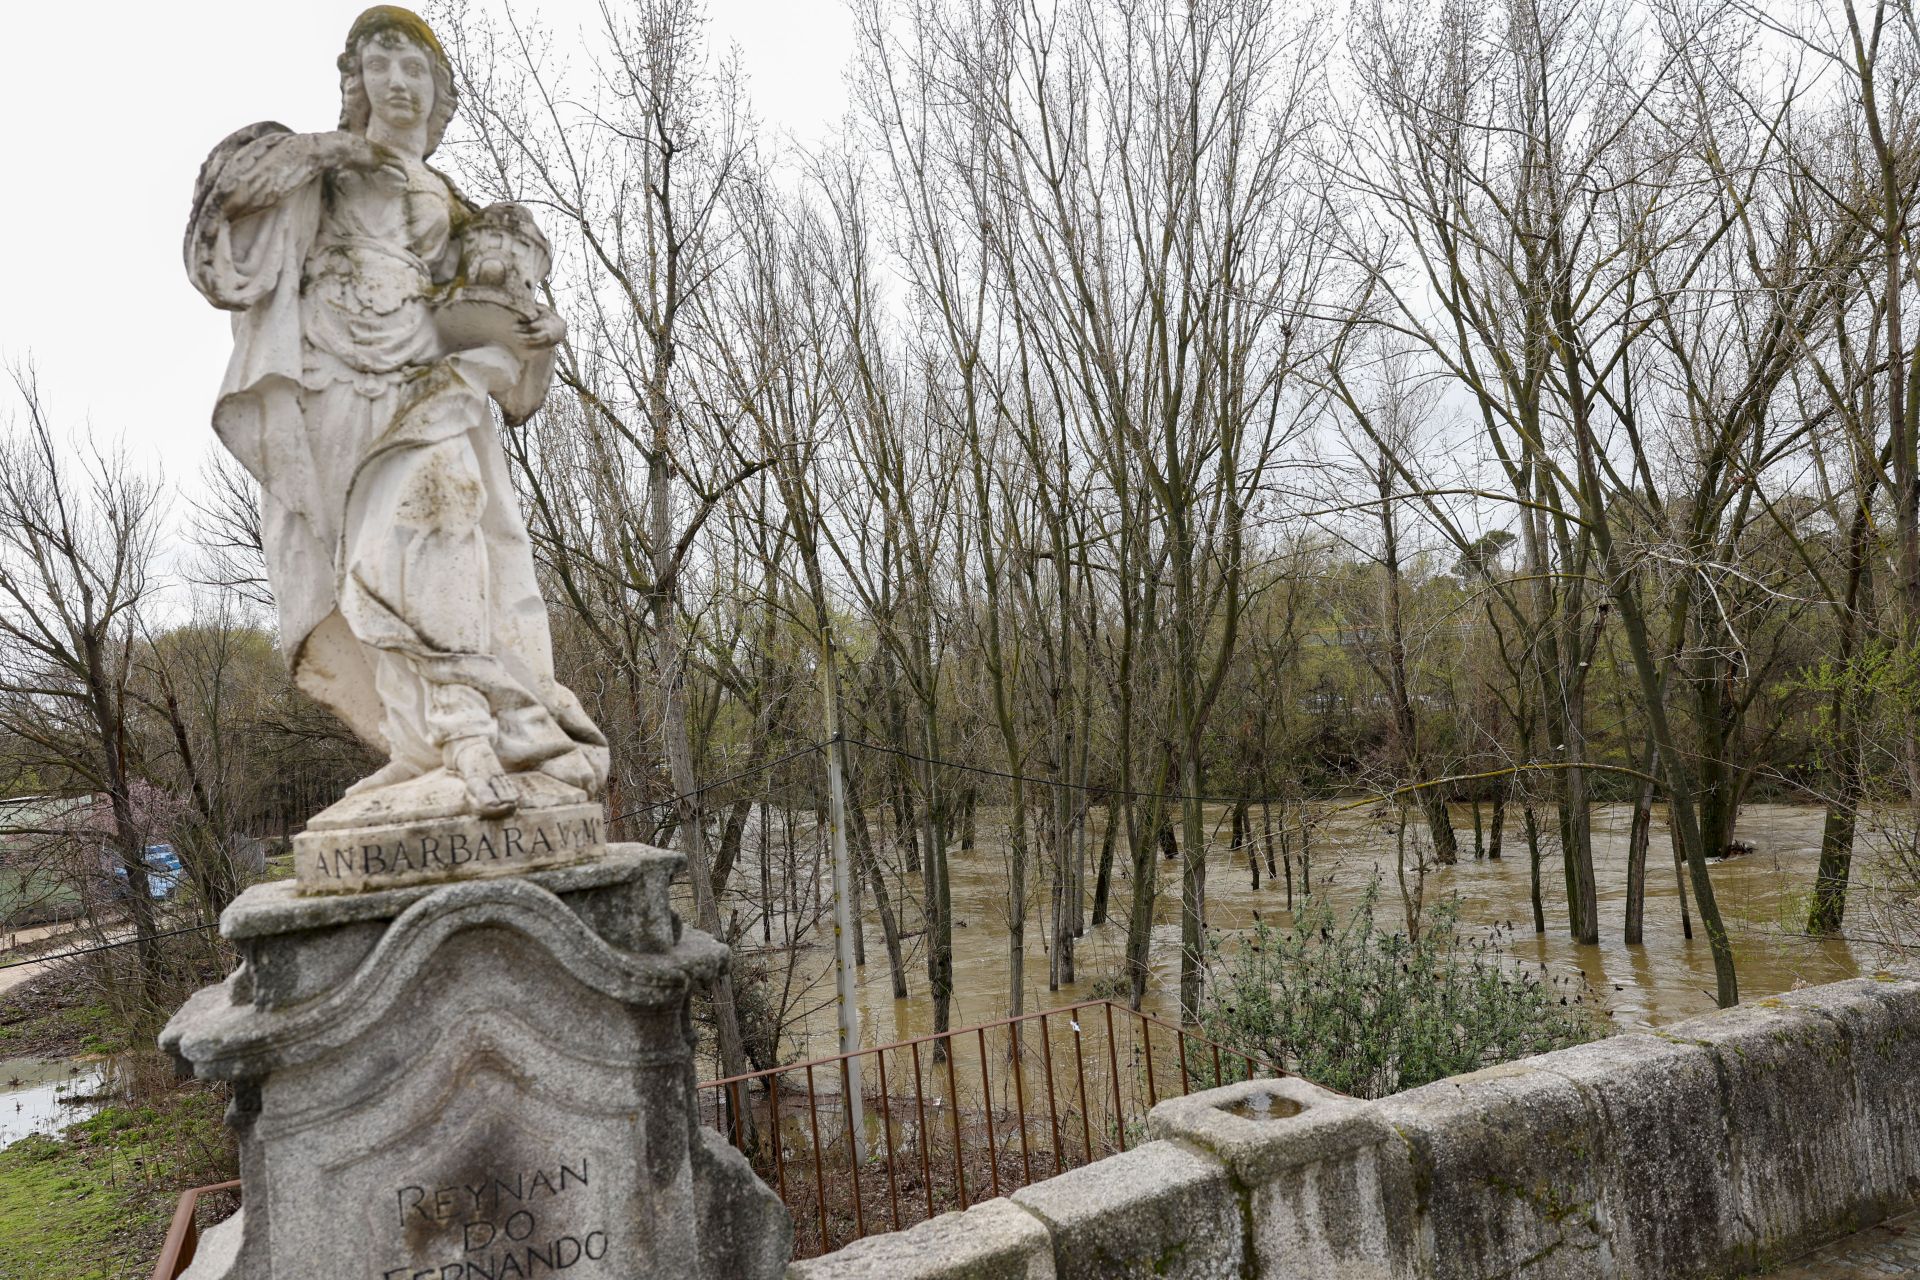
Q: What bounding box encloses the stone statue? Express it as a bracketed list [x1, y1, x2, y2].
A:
[186, 6, 607, 889]
[162, 18, 792, 1276]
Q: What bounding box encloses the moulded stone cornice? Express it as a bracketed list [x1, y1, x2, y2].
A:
[216, 842, 682, 939]
[166, 875, 727, 1080]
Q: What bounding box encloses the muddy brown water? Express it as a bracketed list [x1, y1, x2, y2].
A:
[721, 800, 1868, 1064]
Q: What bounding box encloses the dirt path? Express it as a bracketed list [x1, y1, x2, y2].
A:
[0, 922, 121, 996]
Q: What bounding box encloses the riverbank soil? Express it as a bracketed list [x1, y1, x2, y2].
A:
[0, 961, 124, 1058]
[0, 965, 236, 1279]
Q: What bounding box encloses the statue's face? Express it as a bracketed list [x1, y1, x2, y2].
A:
[359, 31, 435, 134]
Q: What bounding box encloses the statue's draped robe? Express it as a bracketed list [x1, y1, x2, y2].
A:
[186, 123, 607, 788]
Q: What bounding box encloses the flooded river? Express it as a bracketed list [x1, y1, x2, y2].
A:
[732, 800, 1870, 1062]
[0, 1055, 104, 1149]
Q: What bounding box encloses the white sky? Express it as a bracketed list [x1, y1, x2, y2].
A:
[0, 0, 850, 490]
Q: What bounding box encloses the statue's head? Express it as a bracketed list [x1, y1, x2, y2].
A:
[337, 6, 456, 155]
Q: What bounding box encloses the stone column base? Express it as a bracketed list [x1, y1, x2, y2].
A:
[161, 844, 791, 1279]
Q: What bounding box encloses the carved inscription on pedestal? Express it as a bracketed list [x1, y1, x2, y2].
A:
[381, 1156, 609, 1279]
[293, 807, 606, 893]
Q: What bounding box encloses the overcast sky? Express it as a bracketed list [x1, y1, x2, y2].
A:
[0, 0, 850, 491]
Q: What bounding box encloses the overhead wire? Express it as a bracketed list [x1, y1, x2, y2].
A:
[0, 922, 219, 971]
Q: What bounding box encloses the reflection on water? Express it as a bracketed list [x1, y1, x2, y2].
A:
[0, 1056, 106, 1149]
[712, 800, 1868, 1063]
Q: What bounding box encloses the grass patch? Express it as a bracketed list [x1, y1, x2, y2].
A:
[0, 962, 240, 1275]
[0, 1079, 234, 1280]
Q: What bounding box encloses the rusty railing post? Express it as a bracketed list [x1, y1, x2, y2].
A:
[1009, 1021, 1034, 1187]
[945, 1032, 967, 1210]
[769, 1071, 788, 1206]
[911, 1040, 934, 1222]
[1103, 1001, 1126, 1151]
[1039, 1010, 1064, 1176]
[151, 1181, 242, 1280]
[804, 1062, 829, 1255]
[1140, 1008, 1159, 1107]
[840, 1055, 866, 1240]
[876, 1048, 902, 1233]
[1071, 1011, 1093, 1163]
[977, 1026, 1001, 1199]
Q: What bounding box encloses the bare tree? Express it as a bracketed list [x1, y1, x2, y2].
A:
[439, 0, 765, 1093]
[0, 367, 166, 1006]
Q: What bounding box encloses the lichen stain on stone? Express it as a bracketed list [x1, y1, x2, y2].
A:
[1483, 1171, 1592, 1227]
[396, 444, 486, 527]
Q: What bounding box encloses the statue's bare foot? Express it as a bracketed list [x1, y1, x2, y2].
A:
[343, 759, 420, 797]
[536, 749, 597, 794]
[446, 737, 517, 819]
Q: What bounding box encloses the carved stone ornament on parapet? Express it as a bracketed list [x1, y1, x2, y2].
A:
[186, 1, 607, 892]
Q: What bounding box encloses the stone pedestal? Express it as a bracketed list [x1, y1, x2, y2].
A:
[160, 844, 791, 1279]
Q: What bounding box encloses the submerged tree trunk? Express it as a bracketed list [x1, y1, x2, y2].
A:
[1091, 792, 1119, 925]
[1608, 562, 1739, 1005]
[1625, 738, 1656, 945]
[1810, 786, 1861, 935]
[914, 716, 954, 1058]
[1524, 801, 1546, 935]
[1557, 739, 1598, 945]
[849, 800, 906, 996]
[850, 816, 867, 969]
[1051, 763, 1076, 986]
[1124, 799, 1160, 1009]
[1260, 786, 1279, 882]
[1670, 820, 1694, 940]
[1376, 452, 1458, 865]
[1266, 797, 1292, 908]
[1811, 497, 1873, 934]
[1234, 800, 1257, 890]
[1296, 802, 1312, 896]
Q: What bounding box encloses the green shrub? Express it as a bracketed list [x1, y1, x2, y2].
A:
[1200, 883, 1600, 1099]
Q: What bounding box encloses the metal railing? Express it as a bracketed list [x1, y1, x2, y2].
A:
[152, 1179, 242, 1280]
[154, 1003, 1272, 1270]
[699, 999, 1276, 1259]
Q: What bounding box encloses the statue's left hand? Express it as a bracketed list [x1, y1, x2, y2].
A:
[518, 309, 567, 349]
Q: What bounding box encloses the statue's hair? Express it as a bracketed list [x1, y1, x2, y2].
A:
[337, 6, 456, 156]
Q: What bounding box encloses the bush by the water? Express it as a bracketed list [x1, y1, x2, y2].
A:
[1200, 885, 1599, 1098]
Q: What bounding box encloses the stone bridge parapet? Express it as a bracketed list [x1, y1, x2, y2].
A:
[788, 972, 1920, 1279]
